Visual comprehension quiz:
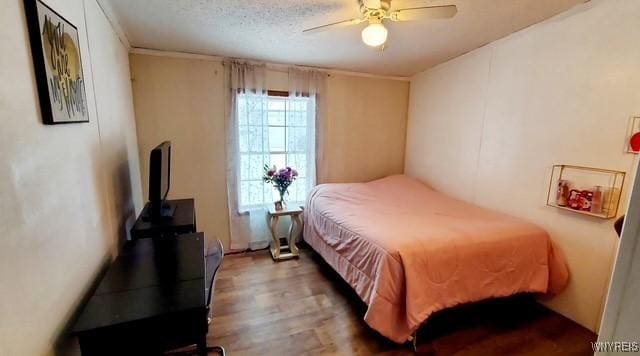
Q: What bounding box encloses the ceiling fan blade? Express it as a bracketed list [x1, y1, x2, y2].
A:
[303, 18, 365, 34]
[388, 4, 457, 22]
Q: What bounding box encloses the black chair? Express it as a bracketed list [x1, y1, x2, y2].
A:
[204, 239, 226, 356]
[168, 239, 226, 356]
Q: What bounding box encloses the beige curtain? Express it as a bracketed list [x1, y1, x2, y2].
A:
[224, 60, 270, 251]
[288, 67, 327, 185]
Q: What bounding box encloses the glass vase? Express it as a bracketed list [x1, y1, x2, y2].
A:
[274, 188, 287, 211]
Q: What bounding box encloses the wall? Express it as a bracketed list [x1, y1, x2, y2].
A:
[130, 55, 231, 251]
[85, 0, 143, 241]
[0, 0, 143, 354]
[129, 53, 409, 250]
[405, 0, 640, 332]
[322, 75, 408, 183]
[598, 163, 640, 349]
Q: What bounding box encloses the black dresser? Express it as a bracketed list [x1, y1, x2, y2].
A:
[72, 233, 211, 355]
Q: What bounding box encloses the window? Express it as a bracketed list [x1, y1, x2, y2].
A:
[236, 92, 315, 211]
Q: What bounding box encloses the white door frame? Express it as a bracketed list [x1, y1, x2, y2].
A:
[598, 162, 640, 352]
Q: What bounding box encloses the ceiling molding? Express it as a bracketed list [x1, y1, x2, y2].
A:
[129, 47, 411, 82]
[94, 0, 131, 49]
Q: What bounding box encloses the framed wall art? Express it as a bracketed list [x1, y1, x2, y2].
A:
[24, 0, 89, 124]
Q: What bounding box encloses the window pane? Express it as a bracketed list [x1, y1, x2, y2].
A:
[239, 154, 250, 181]
[247, 180, 264, 206]
[249, 154, 267, 180]
[263, 182, 272, 205]
[268, 111, 285, 126]
[286, 177, 306, 203]
[296, 178, 307, 202]
[239, 180, 250, 207]
[296, 99, 308, 112]
[285, 180, 297, 203]
[246, 95, 261, 112]
[289, 110, 306, 127]
[238, 126, 249, 152]
[237, 94, 314, 209]
[248, 126, 265, 152]
[269, 126, 285, 152]
[262, 125, 270, 152]
[286, 153, 306, 177]
[270, 154, 286, 169]
[287, 127, 306, 152]
[248, 110, 263, 126]
[291, 98, 309, 112]
[268, 99, 285, 111]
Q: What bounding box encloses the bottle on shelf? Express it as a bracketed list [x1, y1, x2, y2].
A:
[591, 186, 604, 215]
[556, 180, 570, 207]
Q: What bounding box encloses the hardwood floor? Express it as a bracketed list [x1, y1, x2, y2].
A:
[207, 249, 596, 356]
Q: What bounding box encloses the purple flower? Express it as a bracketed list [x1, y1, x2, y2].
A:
[263, 164, 299, 198]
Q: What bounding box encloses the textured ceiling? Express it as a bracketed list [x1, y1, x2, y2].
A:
[103, 0, 587, 77]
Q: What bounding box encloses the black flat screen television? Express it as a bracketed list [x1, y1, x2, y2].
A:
[148, 141, 174, 220]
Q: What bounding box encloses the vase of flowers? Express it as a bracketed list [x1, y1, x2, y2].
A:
[263, 164, 298, 210]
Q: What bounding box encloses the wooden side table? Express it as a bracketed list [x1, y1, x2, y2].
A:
[266, 205, 303, 261]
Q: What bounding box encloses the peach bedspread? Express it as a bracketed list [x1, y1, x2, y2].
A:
[303, 175, 568, 343]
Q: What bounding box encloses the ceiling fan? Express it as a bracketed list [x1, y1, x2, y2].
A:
[303, 0, 457, 48]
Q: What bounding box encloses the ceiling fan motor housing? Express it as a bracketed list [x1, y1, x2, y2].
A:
[361, 0, 392, 21]
[304, 0, 457, 49]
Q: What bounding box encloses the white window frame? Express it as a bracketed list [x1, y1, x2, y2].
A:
[236, 92, 315, 211]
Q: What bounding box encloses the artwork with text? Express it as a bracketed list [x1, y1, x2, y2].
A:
[24, 0, 89, 124]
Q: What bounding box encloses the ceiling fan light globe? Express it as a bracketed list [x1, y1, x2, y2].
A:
[361, 23, 388, 47]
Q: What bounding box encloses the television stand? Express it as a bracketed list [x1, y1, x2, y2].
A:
[131, 199, 196, 240]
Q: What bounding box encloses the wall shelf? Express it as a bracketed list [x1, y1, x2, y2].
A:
[546, 165, 626, 219]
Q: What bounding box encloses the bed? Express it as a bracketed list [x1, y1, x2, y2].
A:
[303, 175, 569, 343]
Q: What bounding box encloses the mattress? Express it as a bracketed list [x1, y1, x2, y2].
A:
[303, 175, 569, 343]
